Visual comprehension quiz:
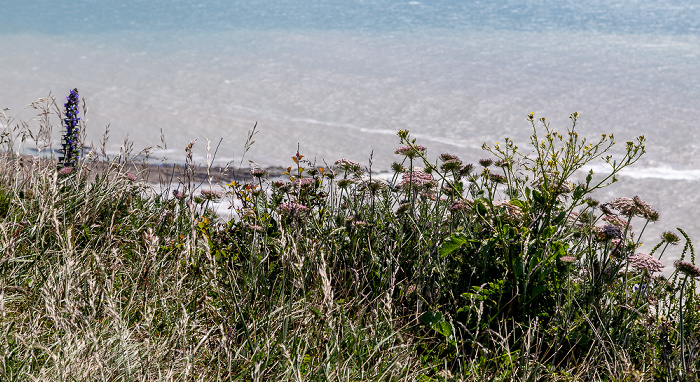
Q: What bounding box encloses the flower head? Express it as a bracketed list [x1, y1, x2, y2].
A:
[59, 88, 81, 169]
[172, 189, 186, 200]
[661, 231, 681, 245]
[250, 167, 268, 178]
[58, 166, 74, 175]
[489, 173, 507, 184]
[602, 214, 632, 231]
[449, 200, 472, 212]
[608, 196, 659, 221]
[294, 177, 316, 188]
[125, 172, 137, 181]
[394, 145, 426, 159]
[627, 253, 664, 273]
[439, 153, 460, 162]
[278, 202, 310, 215]
[674, 260, 700, 278]
[478, 158, 493, 167]
[200, 189, 222, 201]
[459, 163, 474, 176]
[440, 159, 463, 172]
[560, 256, 577, 263]
[400, 170, 435, 188]
[334, 158, 362, 173]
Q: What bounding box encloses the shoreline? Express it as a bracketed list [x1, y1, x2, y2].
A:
[4, 152, 289, 185]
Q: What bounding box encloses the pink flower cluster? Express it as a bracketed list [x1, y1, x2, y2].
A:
[334, 159, 361, 172]
[394, 145, 426, 159]
[400, 170, 435, 188]
[607, 196, 659, 221]
[602, 214, 632, 231]
[200, 189, 222, 200]
[278, 202, 310, 214]
[627, 253, 664, 273]
[674, 260, 700, 278]
[294, 178, 316, 187]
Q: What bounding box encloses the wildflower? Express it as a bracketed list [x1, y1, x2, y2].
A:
[599, 203, 614, 215]
[59, 88, 81, 169]
[394, 145, 426, 159]
[495, 159, 511, 169]
[632, 284, 647, 295]
[337, 179, 355, 189]
[585, 197, 600, 207]
[449, 199, 472, 212]
[439, 153, 460, 162]
[674, 260, 700, 278]
[125, 172, 137, 181]
[357, 176, 388, 192]
[391, 162, 405, 173]
[608, 196, 659, 221]
[400, 170, 435, 188]
[334, 158, 362, 172]
[440, 159, 463, 172]
[58, 166, 74, 175]
[633, 195, 659, 221]
[272, 181, 292, 192]
[251, 167, 268, 178]
[661, 231, 680, 245]
[560, 256, 577, 263]
[172, 189, 186, 200]
[420, 192, 443, 201]
[478, 158, 493, 167]
[278, 202, 309, 214]
[294, 178, 316, 187]
[489, 173, 507, 184]
[352, 220, 367, 229]
[459, 163, 474, 176]
[594, 224, 622, 241]
[200, 189, 222, 201]
[627, 253, 664, 273]
[647, 294, 658, 305]
[602, 214, 632, 231]
[396, 202, 412, 215]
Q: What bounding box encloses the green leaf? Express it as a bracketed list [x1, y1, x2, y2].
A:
[475, 200, 488, 215]
[439, 233, 468, 257]
[530, 284, 547, 299]
[552, 211, 567, 225]
[419, 311, 443, 326]
[419, 312, 452, 338]
[433, 321, 453, 338]
[509, 198, 527, 210]
[532, 189, 545, 205]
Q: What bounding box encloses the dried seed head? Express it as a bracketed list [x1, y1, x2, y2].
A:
[478, 158, 493, 167]
[661, 231, 680, 245]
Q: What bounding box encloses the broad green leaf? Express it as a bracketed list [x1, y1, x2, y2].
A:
[439, 233, 468, 257]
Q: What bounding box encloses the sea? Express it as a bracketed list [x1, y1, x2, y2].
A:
[1, 0, 699, 267]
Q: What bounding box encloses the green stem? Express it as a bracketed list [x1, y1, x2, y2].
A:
[680, 276, 688, 377]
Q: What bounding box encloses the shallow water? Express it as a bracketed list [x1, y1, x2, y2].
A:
[1, 1, 699, 267]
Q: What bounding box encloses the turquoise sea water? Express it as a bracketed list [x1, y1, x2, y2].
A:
[1, 1, 700, 262]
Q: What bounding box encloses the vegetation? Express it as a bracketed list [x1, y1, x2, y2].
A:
[0, 93, 699, 381]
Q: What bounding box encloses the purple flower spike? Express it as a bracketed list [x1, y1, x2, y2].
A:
[59, 89, 81, 169]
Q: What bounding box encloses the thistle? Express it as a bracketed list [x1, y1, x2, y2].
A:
[59, 88, 81, 169]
